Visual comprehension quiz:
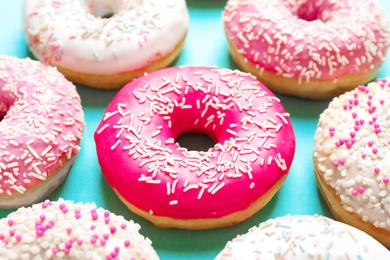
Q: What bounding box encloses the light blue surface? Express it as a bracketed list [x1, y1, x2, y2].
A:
[0, 1, 389, 259]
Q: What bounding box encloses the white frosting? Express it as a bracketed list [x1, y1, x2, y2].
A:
[313, 78, 390, 231]
[0, 199, 159, 259]
[216, 215, 390, 259]
[23, 0, 189, 74]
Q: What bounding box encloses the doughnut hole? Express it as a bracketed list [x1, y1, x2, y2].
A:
[0, 95, 15, 122]
[296, 1, 323, 22]
[176, 132, 216, 152]
[0, 105, 6, 121]
[169, 101, 237, 152]
[84, 0, 120, 19]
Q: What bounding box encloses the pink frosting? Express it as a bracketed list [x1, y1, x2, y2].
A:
[223, 0, 389, 82]
[0, 56, 84, 198]
[94, 66, 295, 219]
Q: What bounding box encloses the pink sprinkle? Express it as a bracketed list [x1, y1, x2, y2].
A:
[124, 240, 131, 247]
[101, 239, 107, 246]
[333, 161, 339, 168]
[352, 190, 358, 196]
[350, 132, 356, 138]
[374, 167, 381, 174]
[36, 229, 44, 237]
[65, 241, 72, 249]
[52, 248, 59, 255]
[28, 11, 38, 17]
[103, 234, 109, 240]
[380, 99, 385, 105]
[48, 220, 55, 228]
[368, 140, 374, 147]
[375, 128, 382, 134]
[15, 234, 22, 241]
[40, 214, 46, 221]
[354, 125, 359, 131]
[64, 248, 70, 255]
[7, 219, 14, 226]
[105, 218, 110, 224]
[338, 159, 344, 165]
[77, 239, 83, 246]
[66, 227, 72, 234]
[352, 112, 357, 118]
[120, 223, 126, 229]
[362, 153, 367, 159]
[9, 229, 15, 236]
[90, 237, 97, 245]
[372, 147, 378, 154]
[357, 187, 365, 193]
[110, 226, 117, 234]
[383, 177, 389, 184]
[2, 238, 9, 245]
[92, 213, 98, 221]
[90, 225, 96, 230]
[104, 211, 110, 218]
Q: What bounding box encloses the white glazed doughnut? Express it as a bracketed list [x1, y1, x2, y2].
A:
[313, 77, 390, 248]
[23, 0, 190, 89]
[0, 56, 84, 209]
[0, 199, 159, 259]
[223, 0, 389, 99]
[94, 66, 296, 230]
[216, 215, 390, 259]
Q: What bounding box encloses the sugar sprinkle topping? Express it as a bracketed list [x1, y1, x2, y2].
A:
[314, 77, 390, 230]
[0, 199, 158, 259]
[95, 66, 295, 215]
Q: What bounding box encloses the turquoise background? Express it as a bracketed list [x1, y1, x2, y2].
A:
[0, 1, 389, 259]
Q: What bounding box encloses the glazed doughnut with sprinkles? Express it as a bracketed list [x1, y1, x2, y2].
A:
[216, 214, 390, 259]
[0, 199, 159, 259]
[223, 0, 389, 99]
[94, 66, 296, 230]
[0, 56, 84, 209]
[23, 0, 190, 89]
[313, 77, 390, 248]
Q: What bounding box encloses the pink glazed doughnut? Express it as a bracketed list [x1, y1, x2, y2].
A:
[94, 66, 296, 230]
[0, 56, 84, 209]
[0, 199, 159, 259]
[223, 0, 389, 100]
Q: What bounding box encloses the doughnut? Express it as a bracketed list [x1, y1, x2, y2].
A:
[222, 0, 390, 100]
[0, 56, 84, 209]
[313, 77, 390, 248]
[0, 199, 159, 259]
[216, 214, 390, 259]
[94, 66, 296, 230]
[22, 0, 190, 89]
